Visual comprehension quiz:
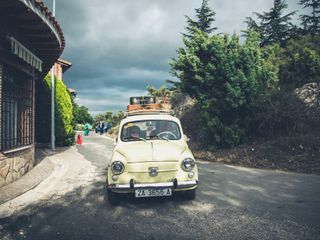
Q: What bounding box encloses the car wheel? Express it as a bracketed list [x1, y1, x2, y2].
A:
[185, 189, 196, 200]
[106, 187, 119, 205]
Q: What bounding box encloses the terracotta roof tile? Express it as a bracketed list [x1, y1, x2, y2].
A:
[32, 0, 65, 52]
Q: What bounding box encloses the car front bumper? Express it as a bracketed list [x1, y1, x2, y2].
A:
[108, 179, 198, 193]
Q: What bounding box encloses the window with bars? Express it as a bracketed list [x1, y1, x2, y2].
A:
[1, 65, 33, 151]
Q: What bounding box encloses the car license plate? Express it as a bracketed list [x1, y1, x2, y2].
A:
[135, 188, 172, 198]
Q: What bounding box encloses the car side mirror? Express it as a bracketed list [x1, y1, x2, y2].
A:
[114, 136, 118, 145]
[183, 134, 190, 142]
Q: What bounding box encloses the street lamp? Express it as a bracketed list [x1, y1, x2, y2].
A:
[51, 0, 56, 150]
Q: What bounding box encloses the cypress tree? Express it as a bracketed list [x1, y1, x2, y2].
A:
[243, 16, 261, 38]
[249, 0, 296, 46]
[299, 0, 320, 36]
[184, 0, 217, 37]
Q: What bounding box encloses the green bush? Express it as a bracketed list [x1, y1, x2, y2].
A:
[280, 35, 320, 90]
[74, 104, 93, 124]
[248, 84, 320, 138]
[171, 31, 278, 147]
[55, 77, 75, 145]
[75, 124, 84, 131]
[35, 74, 75, 146]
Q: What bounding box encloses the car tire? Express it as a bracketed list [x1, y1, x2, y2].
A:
[106, 187, 119, 205]
[185, 189, 196, 200]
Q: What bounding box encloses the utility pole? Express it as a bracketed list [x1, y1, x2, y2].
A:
[51, 0, 56, 150]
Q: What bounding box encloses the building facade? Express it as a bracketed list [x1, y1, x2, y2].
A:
[52, 59, 76, 97]
[0, 0, 65, 187]
[53, 59, 72, 81]
[53, 58, 77, 98]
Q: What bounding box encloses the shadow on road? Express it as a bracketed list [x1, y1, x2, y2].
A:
[1, 164, 320, 240]
[35, 146, 71, 166]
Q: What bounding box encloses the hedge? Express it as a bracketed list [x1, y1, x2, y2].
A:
[35, 74, 75, 146]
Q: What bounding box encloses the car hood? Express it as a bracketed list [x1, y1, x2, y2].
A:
[115, 141, 188, 163]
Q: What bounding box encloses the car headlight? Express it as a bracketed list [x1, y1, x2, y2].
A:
[181, 158, 195, 172]
[111, 161, 125, 175]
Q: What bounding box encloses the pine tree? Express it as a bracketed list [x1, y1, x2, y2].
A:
[250, 0, 296, 46]
[184, 0, 217, 37]
[299, 0, 320, 36]
[243, 16, 261, 38]
[170, 30, 279, 147]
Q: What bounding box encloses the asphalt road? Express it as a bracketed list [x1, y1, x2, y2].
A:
[0, 132, 320, 240]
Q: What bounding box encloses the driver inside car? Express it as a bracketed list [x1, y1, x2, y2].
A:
[150, 121, 177, 140]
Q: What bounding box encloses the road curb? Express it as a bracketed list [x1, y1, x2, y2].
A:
[0, 153, 56, 205]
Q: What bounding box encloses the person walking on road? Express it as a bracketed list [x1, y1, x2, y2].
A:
[84, 123, 90, 136]
[99, 121, 105, 135]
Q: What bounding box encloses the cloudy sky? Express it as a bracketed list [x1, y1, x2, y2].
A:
[43, 0, 305, 115]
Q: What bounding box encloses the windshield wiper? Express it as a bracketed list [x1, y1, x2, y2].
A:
[149, 135, 159, 138]
[149, 135, 169, 141]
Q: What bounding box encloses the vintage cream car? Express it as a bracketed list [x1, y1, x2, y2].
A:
[106, 99, 198, 205]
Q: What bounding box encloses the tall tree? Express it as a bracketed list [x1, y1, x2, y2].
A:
[105, 112, 113, 123]
[74, 105, 94, 124]
[94, 114, 105, 123]
[299, 0, 320, 36]
[280, 35, 320, 89]
[184, 0, 217, 37]
[112, 111, 124, 126]
[243, 16, 261, 38]
[171, 30, 278, 147]
[147, 85, 172, 98]
[245, 16, 261, 32]
[249, 0, 296, 46]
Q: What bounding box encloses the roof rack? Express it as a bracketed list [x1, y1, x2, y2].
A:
[125, 96, 173, 117]
[125, 108, 174, 117]
[127, 103, 161, 112]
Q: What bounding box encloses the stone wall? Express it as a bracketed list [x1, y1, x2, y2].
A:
[0, 146, 35, 188]
[0, 63, 2, 151]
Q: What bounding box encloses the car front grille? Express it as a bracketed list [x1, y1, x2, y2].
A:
[126, 161, 179, 183]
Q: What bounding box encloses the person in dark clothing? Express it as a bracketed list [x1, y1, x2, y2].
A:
[99, 121, 105, 135]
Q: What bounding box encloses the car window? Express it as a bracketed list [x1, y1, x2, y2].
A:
[121, 120, 181, 141]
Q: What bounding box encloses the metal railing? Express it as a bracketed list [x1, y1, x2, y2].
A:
[1, 65, 33, 151]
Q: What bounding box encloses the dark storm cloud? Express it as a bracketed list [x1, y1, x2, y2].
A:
[43, 0, 304, 114]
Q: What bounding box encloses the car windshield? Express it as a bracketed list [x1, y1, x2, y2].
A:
[121, 120, 181, 142]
